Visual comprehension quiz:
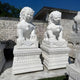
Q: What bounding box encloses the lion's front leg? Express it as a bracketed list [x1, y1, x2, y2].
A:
[58, 31, 65, 42]
[17, 28, 25, 45]
[30, 30, 37, 41]
[58, 30, 63, 40]
[47, 29, 56, 40]
[43, 31, 48, 41]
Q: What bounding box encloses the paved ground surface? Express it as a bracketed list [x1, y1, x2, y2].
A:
[0, 60, 67, 80]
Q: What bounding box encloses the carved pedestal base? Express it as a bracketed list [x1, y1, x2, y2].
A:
[12, 46, 43, 74]
[42, 52, 68, 69]
[67, 64, 80, 80]
[41, 41, 70, 70]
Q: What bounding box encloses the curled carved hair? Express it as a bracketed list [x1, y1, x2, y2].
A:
[20, 7, 34, 21]
[48, 11, 61, 24]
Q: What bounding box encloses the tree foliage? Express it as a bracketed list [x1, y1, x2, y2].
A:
[0, 1, 21, 18]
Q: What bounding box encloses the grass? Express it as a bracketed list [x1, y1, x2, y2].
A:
[39, 76, 68, 80]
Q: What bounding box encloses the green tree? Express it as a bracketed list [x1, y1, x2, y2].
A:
[0, 1, 21, 18]
[10, 6, 21, 18]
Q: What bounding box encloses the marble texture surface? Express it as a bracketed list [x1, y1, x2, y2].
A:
[17, 7, 37, 46]
[41, 47, 70, 70]
[41, 10, 70, 70]
[12, 46, 43, 74]
[67, 48, 80, 80]
[12, 7, 43, 74]
[67, 12, 80, 80]
[67, 64, 80, 80]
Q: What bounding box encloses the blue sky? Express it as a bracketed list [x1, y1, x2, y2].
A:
[0, 0, 80, 14]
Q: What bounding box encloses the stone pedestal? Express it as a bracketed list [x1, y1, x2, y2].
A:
[67, 64, 80, 80]
[0, 44, 5, 73]
[0, 61, 67, 80]
[12, 46, 43, 74]
[41, 40, 70, 70]
[67, 49, 80, 80]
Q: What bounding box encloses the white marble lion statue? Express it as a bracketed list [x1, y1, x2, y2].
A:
[44, 11, 64, 41]
[17, 7, 37, 46]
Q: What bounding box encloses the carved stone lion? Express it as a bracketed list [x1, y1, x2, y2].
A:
[17, 7, 37, 46]
[72, 12, 80, 33]
[44, 11, 64, 41]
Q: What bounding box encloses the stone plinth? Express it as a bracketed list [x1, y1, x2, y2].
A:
[67, 64, 80, 80]
[12, 46, 43, 74]
[41, 41, 70, 70]
[0, 44, 5, 73]
[0, 60, 67, 80]
[67, 49, 80, 80]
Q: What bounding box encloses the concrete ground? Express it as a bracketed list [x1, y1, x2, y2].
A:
[0, 60, 67, 80]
